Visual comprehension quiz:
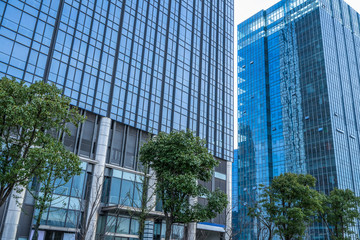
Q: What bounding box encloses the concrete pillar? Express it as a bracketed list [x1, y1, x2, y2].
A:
[187, 222, 197, 240]
[1, 188, 26, 240]
[187, 194, 197, 240]
[225, 160, 232, 240]
[87, 117, 111, 240]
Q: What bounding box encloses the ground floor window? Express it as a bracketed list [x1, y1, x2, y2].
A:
[96, 215, 139, 239]
[29, 230, 75, 240]
[153, 221, 185, 240]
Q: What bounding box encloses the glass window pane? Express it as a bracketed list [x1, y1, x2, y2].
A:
[32, 208, 48, 225]
[63, 233, 76, 240]
[172, 225, 184, 240]
[54, 177, 72, 196]
[71, 171, 85, 197]
[113, 169, 122, 178]
[110, 123, 124, 165]
[124, 128, 137, 169]
[120, 179, 133, 206]
[106, 216, 117, 233]
[0, 36, 13, 63]
[80, 112, 96, 157]
[109, 178, 121, 204]
[133, 183, 142, 208]
[66, 210, 80, 228]
[101, 177, 110, 203]
[68, 197, 81, 210]
[130, 219, 139, 235]
[117, 217, 130, 234]
[64, 123, 78, 152]
[122, 172, 135, 181]
[47, 208, 67, 227]
[50, 195, 69, 209]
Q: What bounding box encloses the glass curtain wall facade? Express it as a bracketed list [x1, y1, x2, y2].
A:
[0, 0, 234, 239]
[234, 0, 360, 239]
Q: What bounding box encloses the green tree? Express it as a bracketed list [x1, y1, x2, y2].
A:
[139, 130, 228, 240]
[320, 188, 360, 240]
[257, 173, 322, 240]
[0, 76, 83, 206]
[30, 140, 82, 240]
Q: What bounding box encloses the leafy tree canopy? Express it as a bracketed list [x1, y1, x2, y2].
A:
[0, 77, 84, 207]
[31, 140, 82, 240]
[259, 173, 322, 240]
[139, 130, 227, 240]
[320, 188, 360, 240]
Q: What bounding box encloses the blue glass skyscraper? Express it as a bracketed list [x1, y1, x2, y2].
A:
[235, 0, 360, 238]
[0, 1, 234, 239]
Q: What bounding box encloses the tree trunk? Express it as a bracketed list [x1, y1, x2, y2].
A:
[0, 184, 14, 207]
[268, 228, 272, 240]
[165, 216, 172, 240]
[78, 225, 87, 240]
[334, 223, 338, 239]
[32, 207, 44, 240]
[138, 220, 145, 240]
[33, 169, 53, 240]
[257, 226, 261, 240]
[138, 215, 147, 240]
[138, 172, 150, 240]
[79, 199, 89, 240]
[340, 216, 344, 239]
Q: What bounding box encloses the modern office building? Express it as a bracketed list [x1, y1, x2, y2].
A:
[0, 0, 234, 239]
[234, 0, 360, 239]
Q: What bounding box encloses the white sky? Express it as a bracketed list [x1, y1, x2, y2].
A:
[232, 0, 360, 148]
